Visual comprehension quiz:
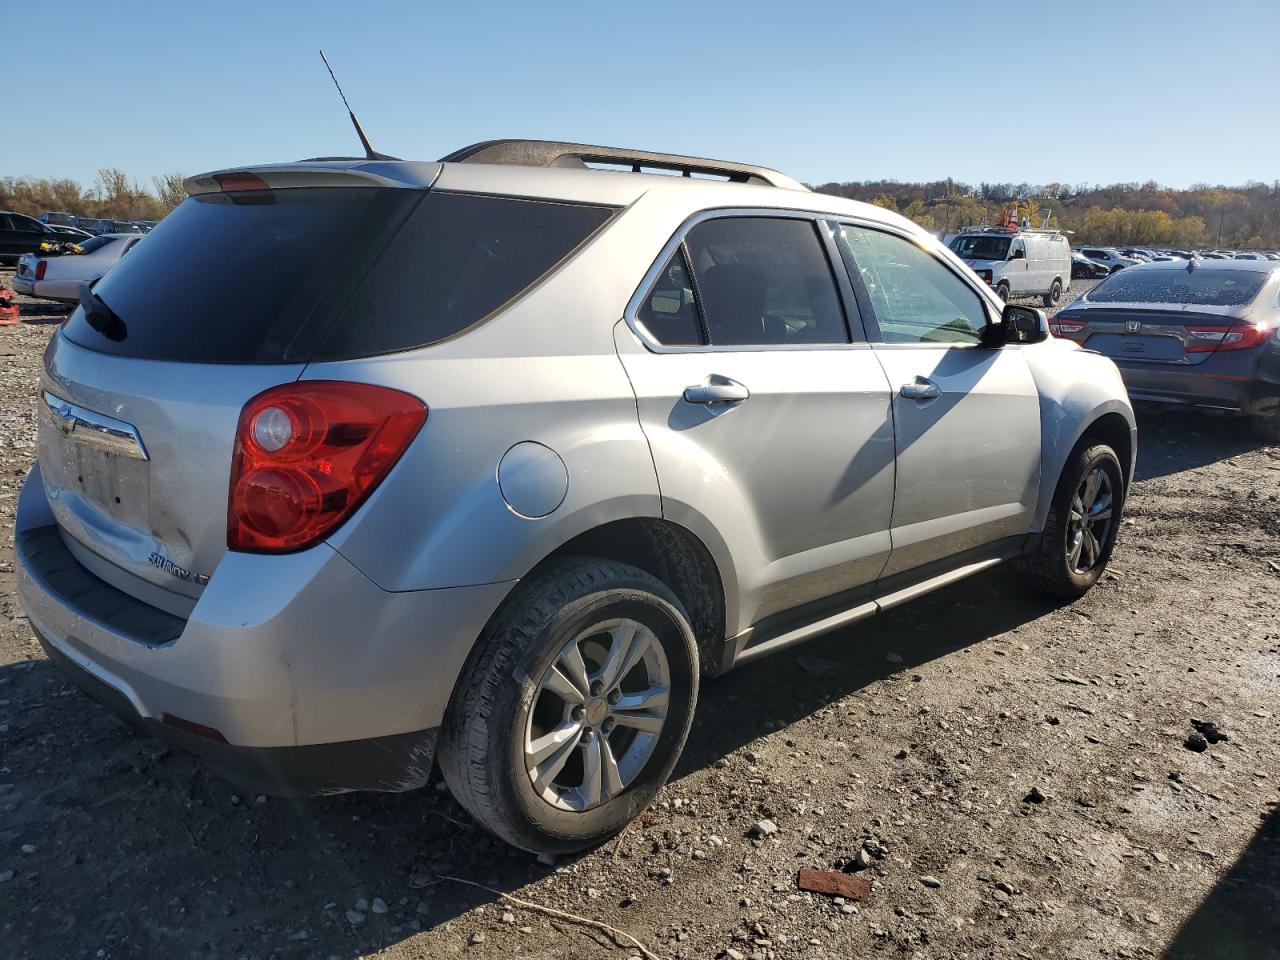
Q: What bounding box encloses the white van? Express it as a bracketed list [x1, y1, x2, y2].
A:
[948, 228, 1071, 306]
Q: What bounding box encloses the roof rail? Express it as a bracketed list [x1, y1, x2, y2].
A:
[438, 139, 806, 191]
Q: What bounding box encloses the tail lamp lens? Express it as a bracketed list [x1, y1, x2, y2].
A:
[1049, 318, 1086, 337]
[35, 260, 47, 281]
[228, 381, 427, 553]
[1186, 321, 1274, 353]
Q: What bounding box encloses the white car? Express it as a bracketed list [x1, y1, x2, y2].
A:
[12, 233, 143, 302]
[1078, 247, 1139, 273]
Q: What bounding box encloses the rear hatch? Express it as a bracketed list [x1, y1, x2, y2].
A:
[36, 164, 618, 614]
[38, 172, 429, 614]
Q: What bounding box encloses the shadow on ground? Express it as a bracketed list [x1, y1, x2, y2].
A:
[1132, 406, 1265, 481]
[0, 566, 1056, 959]
[1164, 806, 1280, 960]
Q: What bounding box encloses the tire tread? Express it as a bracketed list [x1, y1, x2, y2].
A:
[438, 558, 694, 851]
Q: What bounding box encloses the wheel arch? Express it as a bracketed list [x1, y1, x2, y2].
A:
[534, 517, 729, 675]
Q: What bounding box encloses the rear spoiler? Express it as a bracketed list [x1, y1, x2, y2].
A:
[184, 161, 441, 196]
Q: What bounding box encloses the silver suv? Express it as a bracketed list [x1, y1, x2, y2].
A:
[15, 140, 1136, 854]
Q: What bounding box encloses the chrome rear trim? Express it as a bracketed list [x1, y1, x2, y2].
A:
[42, 391, 149, 461]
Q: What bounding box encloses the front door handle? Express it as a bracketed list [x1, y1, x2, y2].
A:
[683, 376, 750, 405]
[899, 378, 941, 401]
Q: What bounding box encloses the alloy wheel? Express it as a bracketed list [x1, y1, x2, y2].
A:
[1067, 466, 1114, 574]
[524, 618, 671, 812]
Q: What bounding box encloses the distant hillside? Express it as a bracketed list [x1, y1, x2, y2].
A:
[1, 170, 185, 222]
[811, 179, 1280, 250]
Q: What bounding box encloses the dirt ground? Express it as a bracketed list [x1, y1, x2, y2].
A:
[1, 268, 1277, 960]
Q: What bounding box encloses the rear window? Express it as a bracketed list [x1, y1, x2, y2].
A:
[71, 236, 115, 254]
[1086, 267, 1270, 306]
[63, 188, 613, 363]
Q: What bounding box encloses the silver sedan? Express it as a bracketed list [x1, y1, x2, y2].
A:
[12, 233, 143, 302]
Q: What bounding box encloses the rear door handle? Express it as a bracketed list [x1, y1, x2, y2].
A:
[683, 376, 750, 405]
[899, 378, 941, 401]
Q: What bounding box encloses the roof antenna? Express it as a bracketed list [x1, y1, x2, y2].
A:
[319, 50, 397, 161]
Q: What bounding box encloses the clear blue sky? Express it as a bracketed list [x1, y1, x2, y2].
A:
[11, 0, 1279, 191]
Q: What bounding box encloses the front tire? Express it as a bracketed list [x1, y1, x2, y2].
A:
[1017, 443, 1125, 598]
[438, 558, 699, 854]
[995, 282, 1010, 302]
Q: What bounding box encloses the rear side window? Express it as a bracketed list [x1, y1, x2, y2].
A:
[684, 217, 849, 346]
[65, 188, 613, 363]
[314, 194, 613, 360]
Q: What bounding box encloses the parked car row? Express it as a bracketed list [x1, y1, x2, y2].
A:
[0, 211, 93, 264]
[1091, 246, 1280, 270]
[39, 211, 155, 236]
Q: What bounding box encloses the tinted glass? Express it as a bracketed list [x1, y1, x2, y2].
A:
[637, 249, 705, 346]
[840, 225, 988, 344]
[1085, 267, 1269, 306]
[315, 193, 613, 360]
[72, 236, 116, 254]
[65, 187, 414, 363]
[950, 235, 1011, 260]
[683, 217, 848, 346]
[10, 214, 42, 232]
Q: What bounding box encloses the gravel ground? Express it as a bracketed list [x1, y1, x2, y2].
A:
[1, 268, 1277, 960]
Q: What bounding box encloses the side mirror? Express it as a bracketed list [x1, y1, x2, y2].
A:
[987, 303, 1049, 345]
[1009, 248, 1026, 260]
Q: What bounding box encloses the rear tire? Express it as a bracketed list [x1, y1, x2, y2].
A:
[1042, 279, 1063, 308]
[438, 558, 699, 854]
[1017, 443, 1125, 599]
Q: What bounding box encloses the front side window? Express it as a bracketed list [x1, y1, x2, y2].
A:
[839, 225, 989, 345]
[682, 217, 849, 346]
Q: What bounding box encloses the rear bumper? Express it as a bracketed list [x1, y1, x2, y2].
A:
[11, 276, 34, 295]
[35, 630, 439, 797]
[1115, 353, 1280, 415]
[15, 464, 514, 794]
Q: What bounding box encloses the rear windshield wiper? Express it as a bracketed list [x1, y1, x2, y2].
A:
[79, 284, 128, 342]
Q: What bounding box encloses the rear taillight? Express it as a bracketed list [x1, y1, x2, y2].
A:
[35, 260, 47, 281]
[228, 381, 427, 553]
[1186, 321, 1275, 353]
[1049, 318, 1086, 337]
